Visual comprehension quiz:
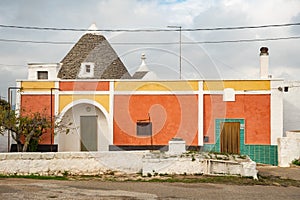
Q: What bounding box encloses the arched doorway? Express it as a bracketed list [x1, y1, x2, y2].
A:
[57, 100, 109, 151]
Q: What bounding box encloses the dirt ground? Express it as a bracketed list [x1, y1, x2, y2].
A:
[257, 165, 300, 180]
[0, 165, 299, 200]
[0, 178, 299, 200]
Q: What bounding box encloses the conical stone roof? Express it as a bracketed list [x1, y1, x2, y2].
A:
[57, 29, 131, 79]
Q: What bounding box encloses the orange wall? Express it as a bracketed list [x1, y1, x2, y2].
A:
[114, 95, 198, 146]
[59, 81, 109, 91]
[203, 94, 271, 145]
[21, 95, 54, 144]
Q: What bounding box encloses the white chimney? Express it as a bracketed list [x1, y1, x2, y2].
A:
[260, 47, 269, 79]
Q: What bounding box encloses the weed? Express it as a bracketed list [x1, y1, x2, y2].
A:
[0, 174, 68, 180]
[292, 158, 300, 166]
[62, 171, 69, 177]
[191, 155, 196, 161]
[239, 155, 247, 159]
[159, 173, 169, 176]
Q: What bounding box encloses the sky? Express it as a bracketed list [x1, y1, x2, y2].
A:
[0, 0, 300, 99]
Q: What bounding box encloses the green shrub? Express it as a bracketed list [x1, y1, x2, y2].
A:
[292, 158, 300, 166]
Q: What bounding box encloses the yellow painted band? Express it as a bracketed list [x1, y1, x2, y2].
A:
[203, 80, 270, 91]
[21, 81, 55, 91]
[114, 81, 198, 91]
[59, 94, 109, 113]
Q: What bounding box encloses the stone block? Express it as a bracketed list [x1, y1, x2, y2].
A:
[54, 152, 72, 159]
[5, 153, 21, 160]
[168, 138, 186, 155]
[41, 152, 55, 160]
[21, 153, 41, 160]
[0, 154, 7, 160]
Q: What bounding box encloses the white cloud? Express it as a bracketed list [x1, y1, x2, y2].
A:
[0, 0, 299, 97]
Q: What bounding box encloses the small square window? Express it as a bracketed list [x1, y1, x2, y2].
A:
[136, 122, 152, 136]
[85, 65, 91, 73]
[37, 71, 48, 80]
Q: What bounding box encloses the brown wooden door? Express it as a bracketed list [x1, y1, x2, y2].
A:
[220, 122, 240, 154]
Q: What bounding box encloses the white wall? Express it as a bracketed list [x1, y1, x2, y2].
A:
[27, 63, 60, 80]
[0, 132, 8, 152]
[0, 151, 257, 178]
[278, 131, 300, 167]
[0, 152, 145, 176]
[271, 80, 284, 145]
[57, 103, 109, 151]
[283, 81, 300, 133]
[0, 131, 17, 153]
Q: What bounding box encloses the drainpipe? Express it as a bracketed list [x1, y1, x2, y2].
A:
[50, 88, 60, 152]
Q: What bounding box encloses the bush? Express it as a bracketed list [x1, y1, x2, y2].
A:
[292, 158, 300, 166]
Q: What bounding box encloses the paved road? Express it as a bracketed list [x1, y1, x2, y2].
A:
[0, 178, 299, 200]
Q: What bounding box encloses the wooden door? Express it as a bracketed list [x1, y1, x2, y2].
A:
[80, 116, 97, 151]
[220, 122, 240, 154]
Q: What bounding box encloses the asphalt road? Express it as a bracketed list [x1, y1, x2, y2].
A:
[0, 178, 299, 200]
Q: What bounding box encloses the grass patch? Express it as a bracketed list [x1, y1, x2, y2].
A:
[0, 174, 68, 180]
[126, 174, 300, 187]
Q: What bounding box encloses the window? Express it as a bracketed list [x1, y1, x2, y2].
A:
[136, 122, 152, 136]
[78, 62, 94, 78]
[85, 65, 91, 73]
[37, 71, 48, 80]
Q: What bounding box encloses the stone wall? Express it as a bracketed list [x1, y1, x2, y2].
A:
[278, 131, 300, 167]
[0, 151, 257, 179]
[142, 152, 257, 179]
[0, 151, 144, 176]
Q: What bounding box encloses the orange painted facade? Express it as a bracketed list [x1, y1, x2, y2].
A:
[113, 95, 198, 146]
[17, 80, 275, 149]
[203, 94, 271, 145]
[59, 81, 109, 91]
[21, 95, 54, 144]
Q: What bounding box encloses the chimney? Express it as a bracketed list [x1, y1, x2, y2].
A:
[260, 47, 269, 79]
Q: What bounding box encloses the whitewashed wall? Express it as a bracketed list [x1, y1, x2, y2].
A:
[27, 63, 60, 80]
[283, 81, 300, 133]
[0, 151, 257, 178]
[57, 102, 109, 151]
[278, 131, 300, 167]
[0, 132, 8, 152]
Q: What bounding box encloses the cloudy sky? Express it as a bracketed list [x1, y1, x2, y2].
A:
[0, 0, 300, 99]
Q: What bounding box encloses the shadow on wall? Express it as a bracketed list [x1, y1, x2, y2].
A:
[283, 100, 300, 136]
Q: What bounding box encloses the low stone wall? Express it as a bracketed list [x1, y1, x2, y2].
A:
[142, 152, 257, 179]
[0, 151, 145, 176]
[0, 151, 257, 179]
[278, 131, 300, 167]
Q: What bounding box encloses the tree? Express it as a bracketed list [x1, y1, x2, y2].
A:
[0, 99, 51, 152]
